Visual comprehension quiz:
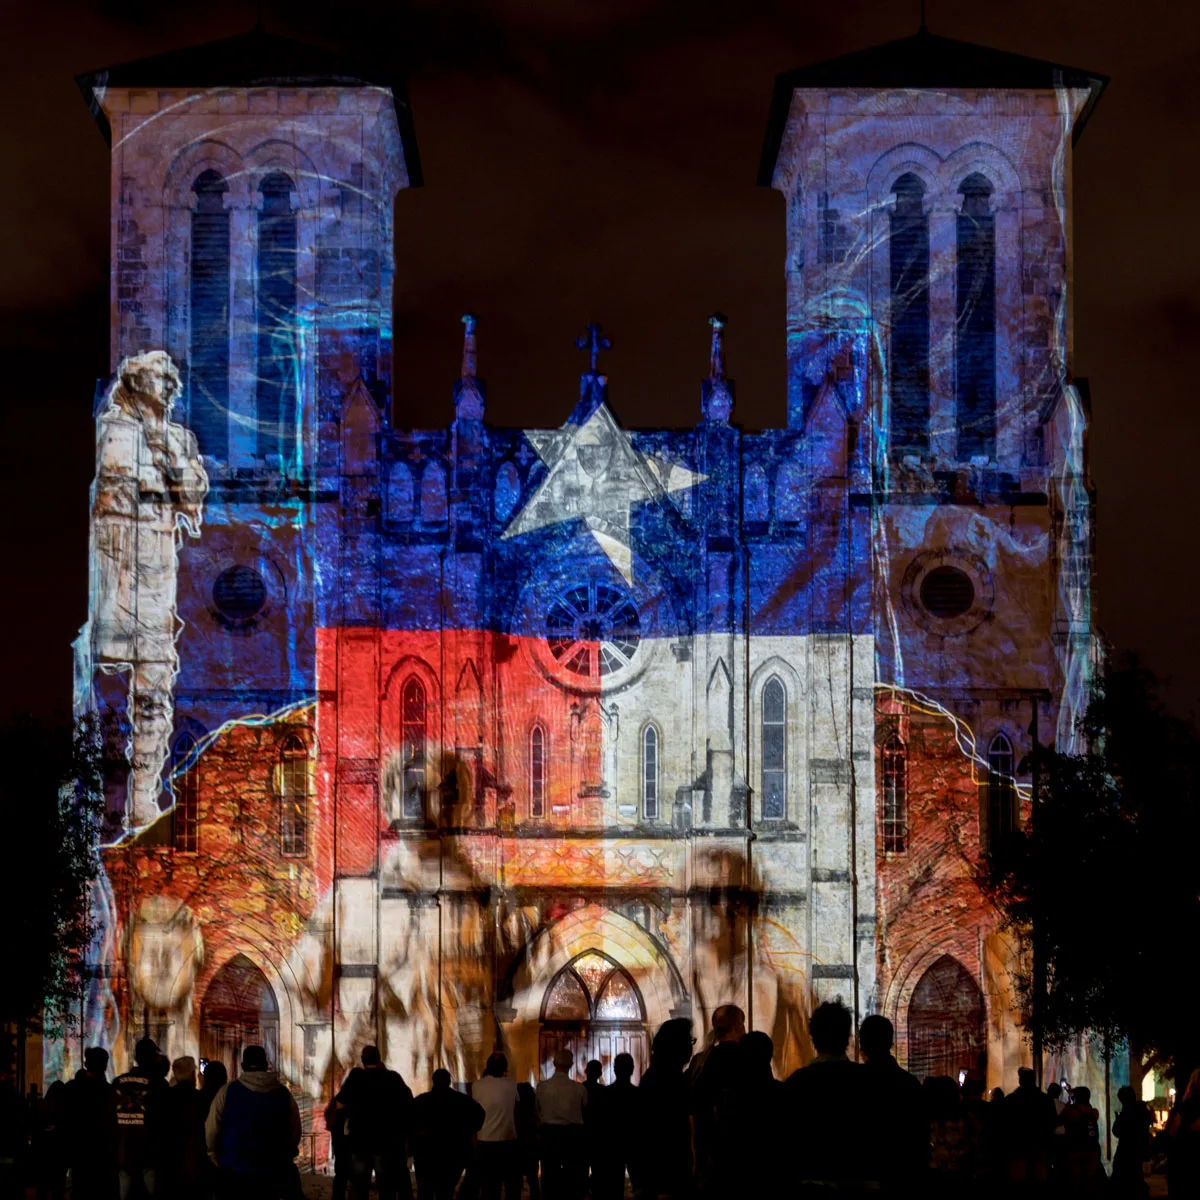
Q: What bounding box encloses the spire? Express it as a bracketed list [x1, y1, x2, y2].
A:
[576, 323, 612, 375]
[702, 313, 734, 422]
[569, 323, 612, 425]
[453, 312, 485, 420]
[461, 312, 478, 382]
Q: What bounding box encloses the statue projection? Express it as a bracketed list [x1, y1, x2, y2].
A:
[60, 23, 1108, 1163]
[81, 350, 208, 829]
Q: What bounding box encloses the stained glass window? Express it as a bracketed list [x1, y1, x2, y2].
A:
[762, 676, 786, 820]
[890, 172, 930, 454]
[642, 725, 659, 820]
[172, 735, 199, 854]
[882, 736, 907, 853]
[189, 169, 229, 459]
[530, 725, 546, 818]
[402, 677, 426, 820]
[987, 732, 1016, 850]
[544, 970, 589, 1020]
[595, 970, 641, 1020]
[256, 172, 298, 464]
[957, 173, 997, 462]
[280, 734, 308, 856]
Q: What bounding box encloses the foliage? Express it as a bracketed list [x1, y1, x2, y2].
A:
[0, 714, 105, 1037]
[988, 659, 1200, 1076]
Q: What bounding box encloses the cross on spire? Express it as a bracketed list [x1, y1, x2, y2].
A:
[575, 323, 612, 374]
[708, 312, 728, 383]
[461, 313, 478, 380]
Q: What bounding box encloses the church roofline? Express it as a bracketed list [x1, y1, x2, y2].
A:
[757, 28, 1107, 186]
[75, 27, 423, 187]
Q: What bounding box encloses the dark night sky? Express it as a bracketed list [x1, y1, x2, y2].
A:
[2, 0, 1198, 727]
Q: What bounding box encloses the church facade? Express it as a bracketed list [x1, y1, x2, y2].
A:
[65, 24, 1104, 1136]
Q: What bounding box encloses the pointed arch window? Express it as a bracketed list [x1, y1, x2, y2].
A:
[881, 736, 907, 853]
[743, 464, 769, 524]
[420, 463, 447, 526]
[530, 724, 546, 819]
[189, 169, 230, 459]
[280, 734, 309, 856]
[642, 725, 659, 820]
[256, 172, 298, 464]
[761, 677, 787, 820]
[775, 457, 805, 523]
[388, 462, 414, 523]
[889, 173, 930, 455]
[402, 677, 427, 820]
[495, 461, 521, 524]
[956, 173, 997, 461]
[986, 732, 1016, 850]
[172, 734, 199, 853]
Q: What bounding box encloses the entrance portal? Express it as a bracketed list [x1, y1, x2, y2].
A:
[200, 954, 279, 1080]
[907, 954, 985, 1081]
[539, 951, 647, 1083]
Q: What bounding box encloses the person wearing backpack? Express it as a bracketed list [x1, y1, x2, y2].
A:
[113, 1037, 168, 1198]
[205, 1045, 301, 1200]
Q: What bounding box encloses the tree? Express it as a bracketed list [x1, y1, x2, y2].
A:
[989, 659, 1200, 1087]
[0, 714, 104, 1092]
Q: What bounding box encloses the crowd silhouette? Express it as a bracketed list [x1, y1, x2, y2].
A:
[3, 999, 1198, 1198]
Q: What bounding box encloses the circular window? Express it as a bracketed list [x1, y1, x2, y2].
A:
[919, 566, 975, 618]
[212, 566, 267, 625]
[545, 582, 641, 682]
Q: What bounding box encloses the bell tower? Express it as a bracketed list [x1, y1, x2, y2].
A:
[758, 28, 1104, 470]
[78, 27, 421, 472]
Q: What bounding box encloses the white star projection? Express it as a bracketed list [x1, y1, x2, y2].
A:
[503, 404, 704, 583]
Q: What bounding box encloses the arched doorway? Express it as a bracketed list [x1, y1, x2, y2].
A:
[539, 951, 647, 1083]
[200, 955, 279, 1080]
[908, 954, 985, 1081]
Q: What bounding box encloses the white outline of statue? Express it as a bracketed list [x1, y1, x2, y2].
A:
[79, 350, 208, 831]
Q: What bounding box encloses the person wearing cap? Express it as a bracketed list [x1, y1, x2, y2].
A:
[536, 1050, 588, 1200]
[205, 1044, 301, 1199]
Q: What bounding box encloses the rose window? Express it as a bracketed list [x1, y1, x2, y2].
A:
[545, 581, 641, 682]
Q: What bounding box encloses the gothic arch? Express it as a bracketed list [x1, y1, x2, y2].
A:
[190, 941, 304, 1084]
[504, 904, 685, 1035]
[865, 143, 942, 206]
[882, 942, 987, 1075]
[243, 138, 323, 210]
[162, 138, 247, 208]
[941, 143, 1023, 208]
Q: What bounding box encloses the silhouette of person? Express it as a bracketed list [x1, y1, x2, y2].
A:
[323, 1093, 349, 1200]
[858, 1015, 926, 1193]
[1062, 1085, 1102, 1194]
[723, 1030, 782, 1197]
[63, 1047, 118, 1200]
[334, 1046, 414, 1200]
[783, 1000, 866, 1194]
[204, 1044, 301, 1200]
[925, 1076, 974, 1193]
[197, 1062, 226, 1200]
[114, 1037, 168, 1198]
[515, 1083, 541, 1200]
[582, 1060, 606, 1196]
[410, 1069, 484, 1200]
[1001, 1066, 1056, 1189]
[1111, 1085, 1151, 1196]
[163, 1057, 206, 1199]
[594, 1052, 639, 1200]
[688, 1005, 745, 1197]
[537, 1049, 588, 1200]
[1167, 1068, 1200, 1198]
[636, 1019, 694, 1199]
[472, 1053, 522, 1200]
